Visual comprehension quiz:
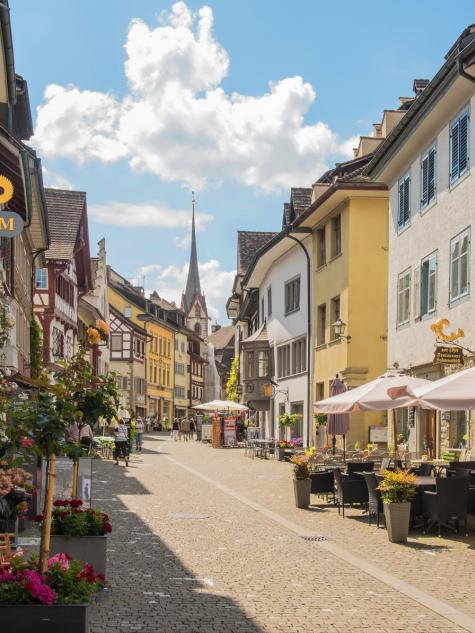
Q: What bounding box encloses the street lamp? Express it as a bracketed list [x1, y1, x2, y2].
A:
[332, 319, 352, 342]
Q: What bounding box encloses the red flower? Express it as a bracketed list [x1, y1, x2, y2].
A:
[53, 499, 67, 507]
[70, 499, 83, 508]
[102, 513, 109, 521]
[33, 514, 43, 523]
[103, 522, 112, 534]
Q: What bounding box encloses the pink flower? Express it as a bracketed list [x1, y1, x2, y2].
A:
[48, 553, 70, 571]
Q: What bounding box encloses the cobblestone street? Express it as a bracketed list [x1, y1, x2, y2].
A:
[87, 435, 475, 633]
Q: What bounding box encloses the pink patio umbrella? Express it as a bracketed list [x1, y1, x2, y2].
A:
[327, 377, 350, 458]
[387, 365, 475, 411]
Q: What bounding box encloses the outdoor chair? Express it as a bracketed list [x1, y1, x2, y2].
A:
[347, 462, 374, 477]
[422, 477, 470, 537]
[309, 470, 335, 503]
[410, 462, 433, 476]
[334, 468, 368, 517]
[362, 473, 384, 527]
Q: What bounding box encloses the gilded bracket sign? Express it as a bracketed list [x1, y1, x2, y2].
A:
[430, 318, 464, 342]
[0, 175, 24, 237]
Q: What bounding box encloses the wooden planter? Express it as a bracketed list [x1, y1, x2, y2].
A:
[50, 535, 107, 577]
[293, 478, 311, 509]
[0, 604, 88, 633]
[383, 502, 411, 543]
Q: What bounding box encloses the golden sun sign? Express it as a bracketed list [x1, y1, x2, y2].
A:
[0, 175, 14, 205]
[431, 318, 464, 342]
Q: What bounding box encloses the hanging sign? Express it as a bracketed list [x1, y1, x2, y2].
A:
[0, 175, 24, 237]
[433, 345, 464, 365]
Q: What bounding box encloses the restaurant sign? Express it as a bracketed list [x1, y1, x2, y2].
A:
[0, 175, 24, 237]
[433, 345, 464, 366]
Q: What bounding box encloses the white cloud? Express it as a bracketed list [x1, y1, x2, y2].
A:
[137, 258, 235, 321]
[33, 2, 354, 193]
[89, 200, 212, 229]
[41, 165, 74, 190]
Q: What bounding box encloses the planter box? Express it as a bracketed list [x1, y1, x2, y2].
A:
[276, 447, 286, 461]
[383, 502, 411, 543]
[293, 478, 311, 509]
[0, 604, 88, 633]
[50, 535, 107, 577]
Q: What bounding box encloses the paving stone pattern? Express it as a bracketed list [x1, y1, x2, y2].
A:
[89, 435, 475, 633]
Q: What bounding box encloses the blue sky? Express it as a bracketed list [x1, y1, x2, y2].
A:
[10, 1, 475, 319]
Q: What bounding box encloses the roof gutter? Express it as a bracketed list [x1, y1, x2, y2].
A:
[0, 1, 15, 128]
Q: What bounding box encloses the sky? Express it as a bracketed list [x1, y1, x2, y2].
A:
[9, 1, 475, 321]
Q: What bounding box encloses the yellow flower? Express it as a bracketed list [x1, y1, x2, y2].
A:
[95, 319, 110, 336]
[87, 327, 101, 345]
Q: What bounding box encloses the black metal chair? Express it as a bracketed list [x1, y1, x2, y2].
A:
[422, 477, 470, 537]
[334, 468, 368, 517]
[410, 462, 433, 476]
[309, 471, 335, 503]
[362, 473, 384, 527]
[346, 462, 374, 477]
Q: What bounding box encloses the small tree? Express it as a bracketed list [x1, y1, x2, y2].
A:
[226, 356, 239, 403]
[30, 313, 43, 378]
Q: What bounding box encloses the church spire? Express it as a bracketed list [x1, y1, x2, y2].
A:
[183, 192, 205, 315]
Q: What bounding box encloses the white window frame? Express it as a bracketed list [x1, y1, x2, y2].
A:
[397, 268, 411, 326]
[35, 267, 48, 289]
[420, 251, 437, 318]
[420, 144, 436, 210]
[397, 172, 411, 230]
[449, 227, 470, 304]
[450, 107, 470, 186]
[284, 276, 301, 316]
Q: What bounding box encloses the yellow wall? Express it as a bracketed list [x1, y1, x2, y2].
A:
[312, 192, 388, 448]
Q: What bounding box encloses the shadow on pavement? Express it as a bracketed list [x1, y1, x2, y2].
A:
[90, 459, 264, 633]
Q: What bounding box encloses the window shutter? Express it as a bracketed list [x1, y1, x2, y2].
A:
[421, 156, 428, 206]
[459, 112, 469, 174]
[450, 120, 459, 181]
[403, 177, 410, 225]
[428, 148, 436, 201]
[413, 266, 421, 319]
[398, 180, 405, 227]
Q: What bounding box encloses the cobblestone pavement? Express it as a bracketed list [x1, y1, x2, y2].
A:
[89, 435, 475, 633]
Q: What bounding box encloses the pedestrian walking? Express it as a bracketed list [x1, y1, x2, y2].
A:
[135, 418, 144, 451]
[172, 418, 179, 441]
[80, 422, 94, 454]
[114, 419, 129, 466]
[181, 416, 190, 441]
[189, 417, 195, 441]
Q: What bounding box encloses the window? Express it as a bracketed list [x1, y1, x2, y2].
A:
[124, 306, 132, 318]
[290, 402, 303, 439]
[52, 327, 64, 359]
[398, 173, 411, 229]
[277, 344, 291, 378]
[111, 334, 122, 352]
[153, 365, 157, 384]
[285, 276, 300, 315]
[257, 350, 269, 377]
[316, 382, 324, 402]
[421, 145, 436, 209]
[331, 215, 341, 257]
[167, 340, 171, 357]
[35, 268, 47, 289]
[317, 304, 326, 346]
[195, 305, 201, 318]
[194, 323, 201, 336]
[420, 252, 437, 317]
[175, 338, 178, 350]
[317, 227, 326, 268]
[267, 286, 272, 318]
[450, 109, 470, 184]
[175, 362, 185, 375]
[397, 269, 411, 325]
[167, 369, 170, 386]
[292, 338, 306, 374]
[330, 296, 340, 341]
[181, 341, 185, 352]
[116, 375, 128, 390]
[175, 385, 186, 398]
[450, 228, 470, 303]
[246, 351, 255, 379]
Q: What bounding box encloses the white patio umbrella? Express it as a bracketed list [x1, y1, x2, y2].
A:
[315, 371, 431, 456]
[195, 400, 249, 412]
[387, 365, 475, 411]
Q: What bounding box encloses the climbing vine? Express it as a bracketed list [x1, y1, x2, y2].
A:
[0, 286, 13, 362]
[226, 356, 239, 403]
[30, 313, 43, 377]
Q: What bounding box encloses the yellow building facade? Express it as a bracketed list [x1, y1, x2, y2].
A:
[295, 181, 388, 449]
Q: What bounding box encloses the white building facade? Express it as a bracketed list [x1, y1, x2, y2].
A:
[367, 26, 475, 457]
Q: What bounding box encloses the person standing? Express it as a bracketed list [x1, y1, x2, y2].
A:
[135, 418, 144, 451]
[189, 416, 195, 441]
[114, 420, 129, 466]
[181, 416, 190, 441]
[172, 418, 179, 441]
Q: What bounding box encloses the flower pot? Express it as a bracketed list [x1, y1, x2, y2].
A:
[0, 604, 88, 633]
[0, 518, 18, 543]
[383, 502, 411, 543]
[50, 535, 107, 577]
[277, 447, 286, 461]
[293, 478, 311, 509]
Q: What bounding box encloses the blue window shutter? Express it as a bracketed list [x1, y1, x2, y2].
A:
[451, 120, 459, 181]
[428, 148, 436, 202]
[459, 111, 469, 175]
[421, 155, 429, 206]
[403, 177, 410, 225]
[398, 180, 405, 227]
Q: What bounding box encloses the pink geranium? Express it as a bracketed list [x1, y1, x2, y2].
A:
[48, 553, 71, 571]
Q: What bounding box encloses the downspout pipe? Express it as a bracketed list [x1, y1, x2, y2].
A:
[285, 227, 312, 447]
[457, 56, 475, 84]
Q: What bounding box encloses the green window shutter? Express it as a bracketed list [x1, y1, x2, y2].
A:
[450, 120, 459, 181]
[403, 177, 410, 225]
[459, 111, 469, 175]
[428, 147, 436, 202]
[421, 155, 429, 207]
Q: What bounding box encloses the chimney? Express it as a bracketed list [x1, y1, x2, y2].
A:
[211, 324, 221, 333]
[372, 123, 382, 138]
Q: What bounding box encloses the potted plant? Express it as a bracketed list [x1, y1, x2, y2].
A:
[0, 465, 31, 539]
[0, 552, 103, 633]
[377, 470, 416, 543]
[290, 455, 311, 509]
[35, 499, 112, 577]
[279, 413, 299, 428]
[276, 440, 291, 461]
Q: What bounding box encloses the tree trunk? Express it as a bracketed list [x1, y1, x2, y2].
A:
[71, 459, 79, 499]
[39, 454, 56, 573]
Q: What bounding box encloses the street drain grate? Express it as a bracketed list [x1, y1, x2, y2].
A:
[300, 535, 327, 542]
